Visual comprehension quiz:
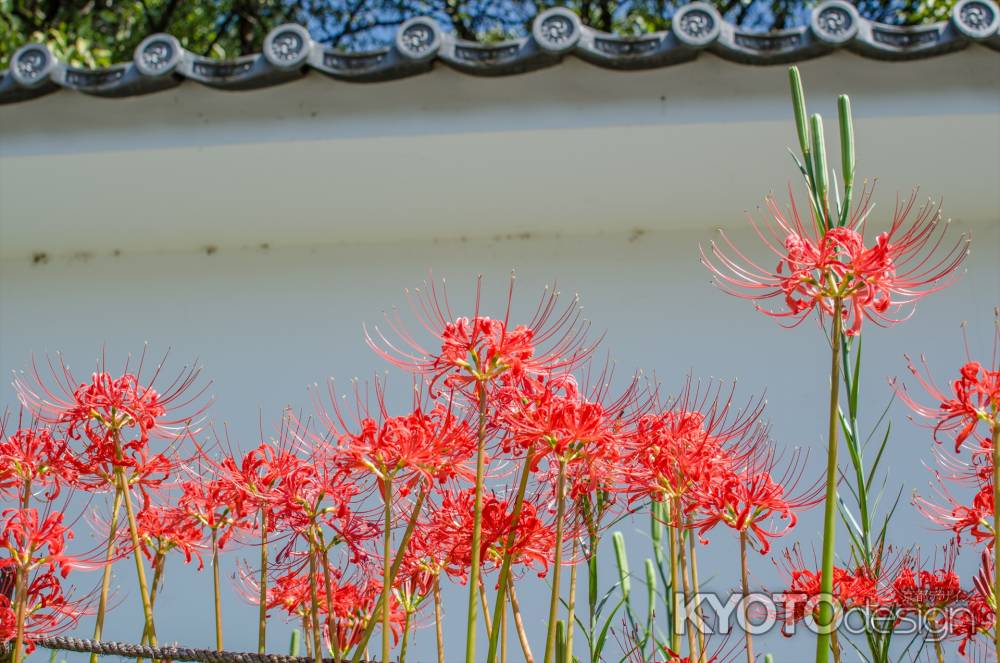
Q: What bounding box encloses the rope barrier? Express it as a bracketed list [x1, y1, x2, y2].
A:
[29, 637, 377, 663]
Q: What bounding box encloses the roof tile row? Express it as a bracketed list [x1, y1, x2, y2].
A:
[1, 0, 998, 105]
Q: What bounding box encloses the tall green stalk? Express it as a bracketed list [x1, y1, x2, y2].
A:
[351, 486, 427, 662]
[11, 481, 32, 663]
[317, 530, 340, 662]
[11, 567, 26, 663]
[91, 487, 123, 663]
[307, 548, 322, 663]
[687, 519, 706, 662]
[509, 577, 535, 663]
[399, 611, 412, 663]
[115, 462, 158, 656]
[381, 475, 393, 663]
[587, 551, 599, 662]
[676, 499, 696, 661]
[465, 382, 490, 663]
[258, 509, 268, 655]
[211, 529, 223, 651]
[434, 574, 445, 663]
[140, 552, 165, 644]
[565, 537, 579, 663]
[815, 298, 844, 663]
[486, 448, 534, 663]
[667, 502, 680, 654]
[543, 459, 569, 663]
[739, 532, 754, 663]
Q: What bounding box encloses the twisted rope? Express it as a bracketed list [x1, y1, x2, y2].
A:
[32, 637, 377, 663]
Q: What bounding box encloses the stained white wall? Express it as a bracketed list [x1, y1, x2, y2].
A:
[1, 48, 999, 260]
[1, 46, 999, 662]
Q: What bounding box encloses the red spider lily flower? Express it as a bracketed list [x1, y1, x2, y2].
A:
[14, 350, 210, 447]
[214, 440, 297, 531]
[478, 491, 556, 577]
[893, 316, 1000, 453]
[0, 570, 91, 654]
[0, 423, 76, 501]
[128, 504, 207, 569]
[420, 488, 556, 584]
[267, 449, 378, 567]
[689, 447, 823, 554]
[623, 378, 766, 512]
[774, 546, 884, 630]
[365, 274, 596, 394]
[0, 509, 82, 578]
[178, 477, 240, 549]
[701, 188, 969, 336]
[398, 502, 462, 599]
[259, 569, 399, 651]
[12, 352, 210, 504]
[313, 378, 478, 495]
[892, 545, 966, 624]
[914, 470, 994, 546]
[502, 367, 644, 497]
[949, 550, 998, 655]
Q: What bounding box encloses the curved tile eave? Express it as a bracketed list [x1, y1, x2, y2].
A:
[1, 0, 998, 105]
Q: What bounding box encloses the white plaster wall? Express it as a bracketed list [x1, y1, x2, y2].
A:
[1, 48, 999, 261]
[0, 219, 997, 661]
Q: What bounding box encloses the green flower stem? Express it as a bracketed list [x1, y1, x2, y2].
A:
[479, 579, 493, 639]
[486, 448, 535, 663]
[91, 486, 124, 663]
[434, 574, 445, 663]
[12, 483, 31, 663]
[351, 485, 428, 663]
[588, 550, 599, 662]
[509, 577, 535, 663]
[543, 458, 569, 663]
[302, 618, 312, 658]
[11, 558, 27, 663]
[565, 537, 578, 663]
[115, 462, 158, 660]
[258, 509, 268, 655]
[739, 531, 754, 663]
[381, 475, 393, 663]
[643, 558, 656, 659]
[140, 552, 165, 644]
[500, 597, 508, 663]
[676, 499, 697, 661]
[399, 611, 412, 663]
[212, 529, 223, 651]
[687, 518, 706, 663]
[466, 382, 490, 663]
[307, 548, 322, 663]
[317, 530, 339, 662]
[815, 297, 844, 663]
[667, 502, 680, 654]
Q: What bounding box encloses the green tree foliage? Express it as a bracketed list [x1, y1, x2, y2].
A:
[0, 0, 959, 69]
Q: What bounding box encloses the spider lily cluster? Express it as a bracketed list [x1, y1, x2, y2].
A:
[0, 68, 995, 663]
